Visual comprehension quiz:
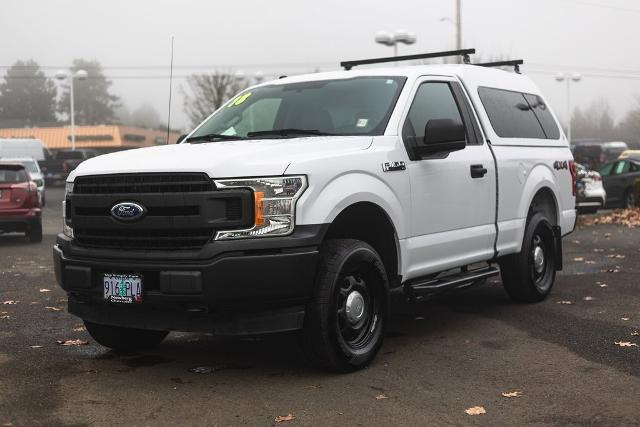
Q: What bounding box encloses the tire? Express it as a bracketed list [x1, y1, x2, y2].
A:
[84, 321, 168, 352]
[27, 220, 43, 243]
[577, 206, 598, 215]
[302, 239, 388, 372]
[499, 212, 556, 303]
[623, 188, 636, 209]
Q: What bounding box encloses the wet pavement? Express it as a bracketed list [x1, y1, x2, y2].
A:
[1, 188, 638, 426]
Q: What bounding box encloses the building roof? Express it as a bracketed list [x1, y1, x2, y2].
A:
[0, 125, 181, 149]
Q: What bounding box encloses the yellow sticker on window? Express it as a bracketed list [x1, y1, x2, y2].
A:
[228, 92, 252, 107]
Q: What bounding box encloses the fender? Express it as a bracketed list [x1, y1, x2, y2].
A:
[497, 163, 560, 255]
[295, 171, 408, 240]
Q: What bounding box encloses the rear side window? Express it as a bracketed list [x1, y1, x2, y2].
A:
[478, 87, 560, 140]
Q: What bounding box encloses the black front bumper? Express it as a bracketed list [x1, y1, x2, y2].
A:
[54, 224, 327, 335]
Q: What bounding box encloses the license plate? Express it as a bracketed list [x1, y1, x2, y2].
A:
[103, 274, 143, 304]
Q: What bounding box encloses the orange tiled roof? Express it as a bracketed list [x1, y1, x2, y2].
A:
[0, 125, 180, 149]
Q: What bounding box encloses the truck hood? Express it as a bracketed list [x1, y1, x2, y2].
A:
[70, 136, 373, 180]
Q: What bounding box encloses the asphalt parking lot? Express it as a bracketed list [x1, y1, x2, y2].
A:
[1, 188, 639, 426]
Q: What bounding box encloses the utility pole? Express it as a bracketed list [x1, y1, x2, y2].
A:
[456, 0, 462, 51]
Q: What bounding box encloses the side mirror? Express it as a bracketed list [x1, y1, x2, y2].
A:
[176, 134, 188, 144]
[414, 119, 466, 159]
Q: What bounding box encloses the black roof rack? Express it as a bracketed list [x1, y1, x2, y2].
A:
[340, 48, 476, 70]
[474, 59, 524, 74]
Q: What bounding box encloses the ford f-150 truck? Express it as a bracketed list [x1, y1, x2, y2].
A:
[54, 50, 576, 372]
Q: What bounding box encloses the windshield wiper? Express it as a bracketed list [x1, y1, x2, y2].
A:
[185, 133, 244, 143]
[247, 128, 333, 138]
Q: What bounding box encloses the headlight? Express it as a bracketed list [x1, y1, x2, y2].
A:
[213, 176, 307, 239]
[63, 182, 74, 238]
[34, 179, 44, 188]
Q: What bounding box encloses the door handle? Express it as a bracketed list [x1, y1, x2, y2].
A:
[470, 164, 488, 178]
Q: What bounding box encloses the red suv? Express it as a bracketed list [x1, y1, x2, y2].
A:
[0, 163, 42, 242]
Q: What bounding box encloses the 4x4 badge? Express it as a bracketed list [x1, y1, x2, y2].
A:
[382, 161, 406, 172]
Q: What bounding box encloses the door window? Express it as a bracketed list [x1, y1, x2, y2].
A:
[612, 161, 630, 175]
[402, 82, 466, 146]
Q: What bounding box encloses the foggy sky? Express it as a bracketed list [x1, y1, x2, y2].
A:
[1, 0, 639, 131]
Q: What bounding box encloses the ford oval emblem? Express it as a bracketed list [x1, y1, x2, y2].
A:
[110, 202, 146, 222]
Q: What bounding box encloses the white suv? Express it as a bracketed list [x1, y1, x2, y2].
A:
[55, 50, 576, 372]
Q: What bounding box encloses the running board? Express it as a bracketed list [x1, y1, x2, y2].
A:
[405, 266, 500, 299]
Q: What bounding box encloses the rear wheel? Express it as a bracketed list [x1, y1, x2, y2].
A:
[302, 239, 388, 372]
[499, 212, 556, 303]
[624, 188, 636, 209]
[27, 220, 42, 243]
[84, 321, 168, 352]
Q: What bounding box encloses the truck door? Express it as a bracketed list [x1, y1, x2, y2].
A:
[401, 77, 496, 279]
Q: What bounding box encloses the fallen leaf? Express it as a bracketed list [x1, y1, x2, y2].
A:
[465, 406, 486, 416]
[614, 341, 638, 347]
[275, 414, 295, 423]
[2, 301, 17, 305]
[56, 339, 88, 346]
[583, 296, 596, 301]
[602, 268, 620, 273]
[0, 315, 10, 320]
[593, 248, 604, 252]
[621, 317, 630, 321]
[573, 257, 584, 262]
[39, 288, 51, 293]
[375, 394, 388, 400]
[604, 232, 612, 238]
[45, 306, 63, 312]
[599, 284, 608, 288]
[72, 326, 86, 332]
[584, 260, 596, 264]
[501, 391, 523, 398]
[557, 300, 573, 305]
[631, 331, 639, 336]
[30, 345, 42, 348]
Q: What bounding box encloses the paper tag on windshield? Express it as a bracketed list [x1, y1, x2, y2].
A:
[356, 118, 368, 128]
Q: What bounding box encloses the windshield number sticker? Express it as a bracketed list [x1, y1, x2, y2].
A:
[228, 92, 252, 107]
[356, 118, 369, 128]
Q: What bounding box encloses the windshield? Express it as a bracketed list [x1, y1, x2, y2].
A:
[188, 76, 407, 140]
[21, 160, 38, 174]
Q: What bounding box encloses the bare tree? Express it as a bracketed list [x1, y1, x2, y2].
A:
[181, 71, 245, 128]
[617, 95, 640, 148]
[571, 98, 616, 141]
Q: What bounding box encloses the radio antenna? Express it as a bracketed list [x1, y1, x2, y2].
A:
[166, 36, 174, 144]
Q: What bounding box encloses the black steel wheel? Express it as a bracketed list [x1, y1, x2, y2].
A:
[499, 212, 556, 303]
[302, 239, 388, 372]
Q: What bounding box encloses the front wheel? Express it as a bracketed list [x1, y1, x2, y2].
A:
[499, 212, 557, 303]
[302, 239, 388, 372]
[84, 321, 168, 352]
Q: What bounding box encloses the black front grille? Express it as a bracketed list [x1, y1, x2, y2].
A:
[70, 173, 253, 251]
[75, 228, 215, 250]
[74, 173, 214, 194]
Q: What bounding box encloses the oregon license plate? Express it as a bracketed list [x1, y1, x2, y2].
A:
[103, 274, 143, 304]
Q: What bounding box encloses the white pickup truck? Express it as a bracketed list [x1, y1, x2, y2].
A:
[54, 50, 576, 372]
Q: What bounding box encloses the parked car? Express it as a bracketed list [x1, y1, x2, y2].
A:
[40, 149, 97, 185]
[0, 138, 49, 161]
[573, 141, 629, 170]
[0, 163, 42, 242]
[575, 163, 606, 214]
[599, 158, 640, 208]
[54, 51, 576, 372]
[0, 158, 46, 206]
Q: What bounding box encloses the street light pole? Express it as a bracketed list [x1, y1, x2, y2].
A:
[56, 69, 88, 151]
[455, 0, 462, 51]
[555, 72, 582, 143]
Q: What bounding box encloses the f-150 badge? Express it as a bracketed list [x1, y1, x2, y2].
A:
[382, 161, 406, 172]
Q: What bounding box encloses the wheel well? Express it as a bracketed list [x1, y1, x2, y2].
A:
[529, 187, 558, 225]
[324, 202, 399, 284]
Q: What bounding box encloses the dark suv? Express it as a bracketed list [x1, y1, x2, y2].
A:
[0, 163, 42, 242]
